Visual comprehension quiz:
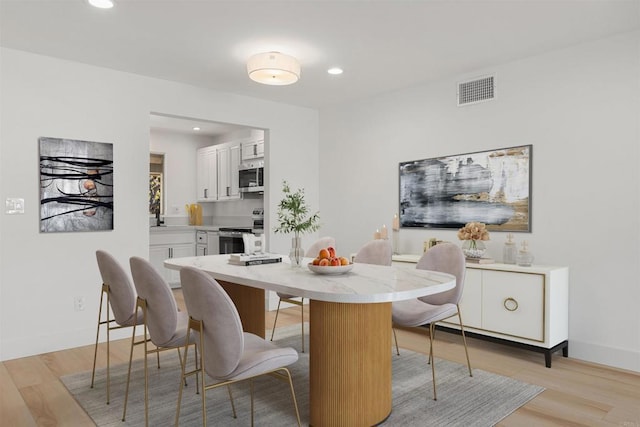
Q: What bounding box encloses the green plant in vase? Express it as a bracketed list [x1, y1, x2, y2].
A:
[274, 181, 320, 267]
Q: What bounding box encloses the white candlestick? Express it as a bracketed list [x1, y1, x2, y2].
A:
[380, 224, 388, 239]
[392, 214, 400, 231]
[374, 229, 381, 240]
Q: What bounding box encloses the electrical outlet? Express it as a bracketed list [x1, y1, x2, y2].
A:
[74, 296, 85, 312]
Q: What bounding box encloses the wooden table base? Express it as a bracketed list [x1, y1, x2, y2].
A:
[310, 300, 392, 427]
[218, 280, 265, 338]
[216, 281, 392, 426]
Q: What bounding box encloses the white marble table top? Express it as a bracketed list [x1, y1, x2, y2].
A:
[165, 254, 455, 303]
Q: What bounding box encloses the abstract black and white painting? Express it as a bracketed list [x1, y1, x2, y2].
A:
[399, 145, 531, 231]
[39, 137, 114, 232]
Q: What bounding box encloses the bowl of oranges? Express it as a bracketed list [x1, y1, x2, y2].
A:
[307, 246, 354, 275]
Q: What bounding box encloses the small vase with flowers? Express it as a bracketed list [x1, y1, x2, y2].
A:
[457, 222, 490, 259]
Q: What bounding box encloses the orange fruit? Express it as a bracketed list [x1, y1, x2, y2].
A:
[318, 248, 330, 259]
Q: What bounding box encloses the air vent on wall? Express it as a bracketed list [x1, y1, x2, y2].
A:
[458, 75, 495, 106]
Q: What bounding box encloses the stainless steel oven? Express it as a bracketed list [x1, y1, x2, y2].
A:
[218, 227, 253, 254]
[238, 160, 264, 193]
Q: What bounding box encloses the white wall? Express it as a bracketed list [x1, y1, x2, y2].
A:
[0, 48, 319, 360]
[150, 128, 215, 219]
[319, 32, 640, 372]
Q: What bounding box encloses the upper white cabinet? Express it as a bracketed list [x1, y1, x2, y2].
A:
[241, 139, 264, 161]
[217, 142, 241, 201]
[197, 141, 242, 202]
[196, 146, 217, 201]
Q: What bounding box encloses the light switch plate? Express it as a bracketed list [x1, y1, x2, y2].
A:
[6, 198, 25, 214]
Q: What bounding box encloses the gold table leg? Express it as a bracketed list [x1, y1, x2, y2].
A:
[310, 300, 392, 427]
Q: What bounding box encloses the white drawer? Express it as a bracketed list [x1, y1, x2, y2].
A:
[150, 230, 195, 246]
[482, 270, 544, 342]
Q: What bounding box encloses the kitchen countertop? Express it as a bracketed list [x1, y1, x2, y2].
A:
[149, 225, 221, 232]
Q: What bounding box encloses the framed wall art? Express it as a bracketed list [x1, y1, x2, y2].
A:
[39, 137, 114, 232]
[149, 172, 162, 215]
[399, 145, 531, 232]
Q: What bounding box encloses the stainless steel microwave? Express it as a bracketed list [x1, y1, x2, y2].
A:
[238, 160, 264, 193]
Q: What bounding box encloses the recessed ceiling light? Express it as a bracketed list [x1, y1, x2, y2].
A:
[88, 0, 115, 9]
[328, 67, 343, 75]
[193, 127, 201, 131]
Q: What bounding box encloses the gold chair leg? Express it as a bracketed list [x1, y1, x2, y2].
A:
[90, 287, 105, 392]
[457, 306, 473, 377]
[143, 324, 150, 427]
[250, 379, 255, 427]
[105, 294, 111, 404]
[429, 323, 437, 401]
[175, 336, 190, 427]
[227, 385, 237, 419]
[428, 325, 436, 365]
[270, 299, 283, 341]
[122, 319, 138, 421]
[392, 327, 400, 356]
[282, 368, 302, 427]
[300, 299, 305, 353]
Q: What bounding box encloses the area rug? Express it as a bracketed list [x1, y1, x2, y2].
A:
[62, 325, 543, 426]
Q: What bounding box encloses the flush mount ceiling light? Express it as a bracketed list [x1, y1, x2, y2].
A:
[327, 67, 343, 75]
[88, 0, 115, 8]
[247, 52, 300, 86]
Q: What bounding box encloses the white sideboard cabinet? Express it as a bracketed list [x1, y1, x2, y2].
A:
[393, 255, 569, 367]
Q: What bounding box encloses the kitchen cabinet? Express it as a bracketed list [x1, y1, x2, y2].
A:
[149, 228, 196, 288]
[196, 146, 217, 201]
[196, 142, 241, 202]
[392, 256, 569, 367]
[196, 229, 220, 256]
[217, 142, 241, 201]
[241, 139, 264, 161]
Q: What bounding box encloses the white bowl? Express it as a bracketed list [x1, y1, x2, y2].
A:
[307, 263, 354, 275]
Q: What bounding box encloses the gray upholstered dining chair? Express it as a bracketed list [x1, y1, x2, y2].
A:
[176, 266, 301, 427]
[91, 250, 145, 404]
[391, 243, 473, 400]
[270, 236, 336, 352]
[123, 257, 204, 427]
[353, 239, 393, 266]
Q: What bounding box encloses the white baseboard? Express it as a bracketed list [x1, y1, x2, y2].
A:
[569, 339, 639, 373]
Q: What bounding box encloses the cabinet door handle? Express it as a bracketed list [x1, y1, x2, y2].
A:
[204, 188, 208, 199]
[226, 186, 230, 196]
[169, 247, 173, 258]
[503, 297, 519, 312]
[253, 144, 257, 156]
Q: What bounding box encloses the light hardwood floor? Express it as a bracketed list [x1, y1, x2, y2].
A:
[2, 290, 639, 426]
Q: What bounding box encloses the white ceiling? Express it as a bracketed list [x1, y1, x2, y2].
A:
[149, 113, 248, 137]
[1, 0, 638, 113]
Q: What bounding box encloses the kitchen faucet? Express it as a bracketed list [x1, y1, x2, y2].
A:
[155, 207, 164, 226]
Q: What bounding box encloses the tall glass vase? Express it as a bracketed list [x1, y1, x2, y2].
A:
[289, 233, 305, 267]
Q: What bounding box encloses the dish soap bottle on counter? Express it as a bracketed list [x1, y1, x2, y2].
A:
[503, 233, 517, 264]
[517, 240, 534, 267]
